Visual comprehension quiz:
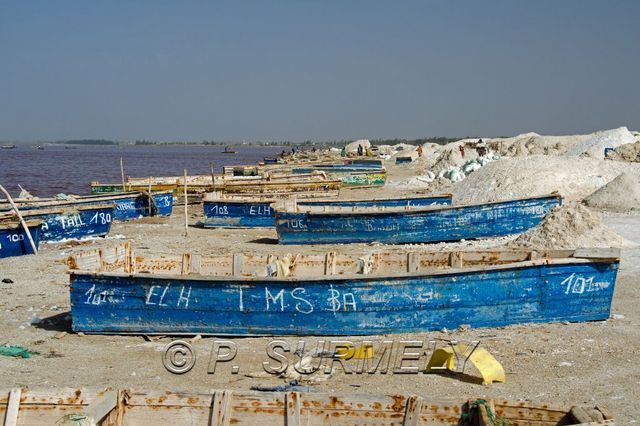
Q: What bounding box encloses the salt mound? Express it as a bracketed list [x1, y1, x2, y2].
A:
[605, 141, 640, 162]
[511, 203, 626, 250]
[584, 172, 640, 212]
[452, 155, 640, 203]
[487, 132, 590, 157]
[345, 139, 370, 154]
[565, 127, 635, 159]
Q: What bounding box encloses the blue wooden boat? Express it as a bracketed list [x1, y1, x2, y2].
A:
[0, 204, 115, 243]
[1, 191, 173, 221]
[202, 193, 453, 228]
[0, 220, 42, 258]
[67, 243, 619, 335]
[275, 194, 562, 245]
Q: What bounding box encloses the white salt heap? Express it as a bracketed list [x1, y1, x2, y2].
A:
[451, 155, 640, 203]
[511, 203, 628, 250]
[584, 172, 640, 212]
[565, 126, 636, 159]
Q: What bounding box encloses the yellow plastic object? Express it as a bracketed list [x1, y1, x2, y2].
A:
[335, 344, 374, 360]
[426, 343, 505, 385]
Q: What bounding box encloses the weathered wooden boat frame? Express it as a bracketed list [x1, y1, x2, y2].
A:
[202, 193, 453, 228]
[275, 193, 562, 245]
[0, 387, 614, 425]
[68, 243, 619, 335]
[0, 220, 42, 258]
[1, 204, 115, 243]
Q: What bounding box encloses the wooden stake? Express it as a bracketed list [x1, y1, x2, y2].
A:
[210, 162, 215, 187]
[184, 169, 188, 237]
[0, 185, 38, 255]
[148, 176, 153, 215]
[120, 157, 126, 191]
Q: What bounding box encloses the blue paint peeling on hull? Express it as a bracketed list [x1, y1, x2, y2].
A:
[16, 205, 115, 242]
[69, 259, 618, 335]
[275, 194, 562, 245]
[202, 195, 452, 228]
[0, 221, 42, 258]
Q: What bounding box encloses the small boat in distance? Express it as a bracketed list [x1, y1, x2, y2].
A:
[1, 145, 16, 149]
[222, 146, 237, 154]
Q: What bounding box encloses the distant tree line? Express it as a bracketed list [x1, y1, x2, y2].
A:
[61, 139, 117, 145]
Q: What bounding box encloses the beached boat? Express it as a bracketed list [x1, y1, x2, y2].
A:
[220, 174, 342, 197]
[67, 242, 618, 335]
[0, 220, 42, 258]
[90, 181, 179, 195]
[1, 204, 114, 243]
[0, 387, 614, 425]
[1, 191, 173, 221]
[225, 162, 387, 187]
[203, 193, 452, 228]
[275, 194, 562, 245]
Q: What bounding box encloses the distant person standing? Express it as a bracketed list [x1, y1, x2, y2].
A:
[476, 139, 487, 157]
[458, 144, 465, 157]
[416, 145, 423, 157]
[357, 144, 364, 156]
[341, 147, 347, 157]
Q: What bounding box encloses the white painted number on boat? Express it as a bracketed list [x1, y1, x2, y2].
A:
[561, 273, 610, 295]
[5, 233, 24, 243]
[211, 205, 229, 215]
[89, 212, 112, 225]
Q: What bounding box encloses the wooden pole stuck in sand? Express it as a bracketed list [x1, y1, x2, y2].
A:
[120, 157, 126, 191]
[210, 162, 215, 188]
[184, 169, 188, 237]
[0, 184, 38, 255]
[148, 176, 153, 216]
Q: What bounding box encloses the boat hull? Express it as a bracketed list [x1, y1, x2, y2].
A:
[2, 192, 173, 221]
[0, 222, 41, 258]
[20, 205, 114, 242]
[276, 195, 562, 245]
[203, 195, 452, 228]
[69, 260, 618, 335]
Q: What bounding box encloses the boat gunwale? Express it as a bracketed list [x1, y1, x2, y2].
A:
[68, 253, 619, 284]
[202, 193, 452, 205]
[0, 219, 44, 230]
[1, 190, 173, 207]
[0, 203, 116, 219]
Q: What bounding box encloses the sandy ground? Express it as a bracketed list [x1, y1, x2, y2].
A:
[0, 194, 639, 422]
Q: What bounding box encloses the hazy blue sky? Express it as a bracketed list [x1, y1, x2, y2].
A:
[1, 1, 639, 141]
